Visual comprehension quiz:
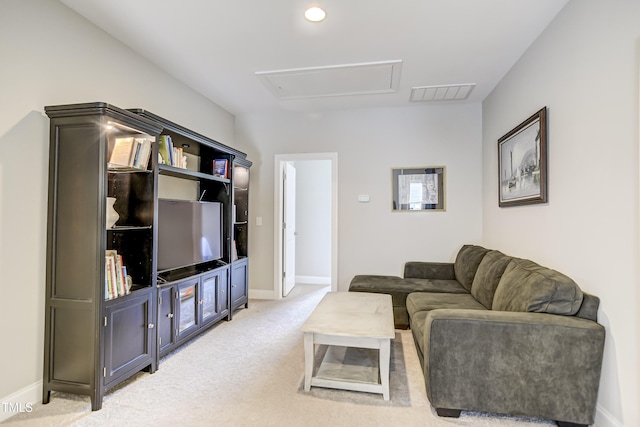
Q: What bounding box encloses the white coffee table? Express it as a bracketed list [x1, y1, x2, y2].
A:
[301, 292, 395, 400]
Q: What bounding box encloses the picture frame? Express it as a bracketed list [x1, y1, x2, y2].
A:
[213, 159, 229, 178]
[498, 107, 547, 207]
[392, 166, 445, 211]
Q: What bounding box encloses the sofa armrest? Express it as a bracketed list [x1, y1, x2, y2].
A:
[404, 262, 455, 280]
[423, 309, 605, 425]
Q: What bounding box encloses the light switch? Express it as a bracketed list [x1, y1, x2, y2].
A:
[256, 216, 263, 226]
[358, 194, 370, 203]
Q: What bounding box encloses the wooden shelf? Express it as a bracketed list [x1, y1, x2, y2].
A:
[108, 166, 153, 173]
[108, 225, 152, 231]
[159, 164, 230, 183]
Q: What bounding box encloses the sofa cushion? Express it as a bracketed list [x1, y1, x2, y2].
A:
[349, 275, 408, 307]
[403, 278, 468, 294]
[349, 275, 467, 307]
[492, 259, 583, 315]
[576, 293, 600, 322]
[404, 262, 455, 280]
[407, 293, 487, 358]
[407, 292, 487, 320]
[470, 250, 513, 309]
[454, 245, 490, 292]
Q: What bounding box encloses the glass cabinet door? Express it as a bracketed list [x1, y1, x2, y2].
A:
[218, 268, 229, 314]
[201, 274, 218, 322]
[177, 280, 198, 334]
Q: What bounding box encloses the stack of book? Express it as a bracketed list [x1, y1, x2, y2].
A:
[109, 136, 153, 170]
[105, 249, 132, 300]
[158, 135, 187, 168]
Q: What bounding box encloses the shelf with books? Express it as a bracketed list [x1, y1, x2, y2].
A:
[108, 227, 153, 289]
[105, 249, 132, 300]
[105, 228, 152, 298]
[108, 135, 154, 171]
[158, 134, 188, 169]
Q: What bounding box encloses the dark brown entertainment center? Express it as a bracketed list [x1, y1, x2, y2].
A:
[42, 102, 251, 410]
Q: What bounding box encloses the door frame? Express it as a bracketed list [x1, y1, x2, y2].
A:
[282, 161, 297, 297]
[274, 152, 338, 299]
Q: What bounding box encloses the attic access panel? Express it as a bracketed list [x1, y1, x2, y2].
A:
[256, 60, 402, 99]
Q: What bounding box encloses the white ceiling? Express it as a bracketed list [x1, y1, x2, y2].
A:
[60, 0, 568, 116]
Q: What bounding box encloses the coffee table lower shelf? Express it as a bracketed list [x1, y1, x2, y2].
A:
[311, 345, 385, 395]
[303, 333, 391, 400]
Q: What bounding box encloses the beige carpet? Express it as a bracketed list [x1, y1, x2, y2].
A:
[3, 284, 555, 427]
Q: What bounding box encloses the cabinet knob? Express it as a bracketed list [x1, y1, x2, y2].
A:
[148, 324, 155, 329]
[167, 313, 174, 318]
[232, 284, 236, 288]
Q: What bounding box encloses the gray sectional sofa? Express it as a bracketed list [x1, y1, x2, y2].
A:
[349, 244, 605, 427]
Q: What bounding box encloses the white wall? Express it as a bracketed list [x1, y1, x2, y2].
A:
[482, 1, 640, 426]
[0, 0, 234, 413]
[235, 103, 483, 292]
[294, 160, 332, 282]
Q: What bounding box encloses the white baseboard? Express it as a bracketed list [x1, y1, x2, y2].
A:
[595, 405, 623, 427]
[296, 275, 331, 285]
[248, 289, 274, 300]
[0, 380, 42, 422]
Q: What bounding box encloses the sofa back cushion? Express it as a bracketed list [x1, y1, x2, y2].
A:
[453, 245, 490, 292]
[575, 292, 600, 321]
[492, 259, 583, 315]
[470, 250, 512, 309]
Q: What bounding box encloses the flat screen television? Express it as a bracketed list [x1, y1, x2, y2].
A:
[157, 199, 223, 272]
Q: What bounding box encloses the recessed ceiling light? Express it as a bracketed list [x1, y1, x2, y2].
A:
[305, 6, 326, 22]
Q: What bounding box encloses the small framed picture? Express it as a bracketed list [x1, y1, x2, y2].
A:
[392, 167, 445, 211]
[498, 107, 547, 207]
[213, 159, 229, 178]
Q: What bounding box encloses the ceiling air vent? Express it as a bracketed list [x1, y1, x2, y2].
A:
[410, 83, 476, 102]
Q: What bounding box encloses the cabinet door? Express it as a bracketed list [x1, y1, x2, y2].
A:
[218, 268, 229, 315]
[176, 279, 199, 340]
[200, 273, 219, 325]
[104, 291, 155, 387]
[158, 286, 175, 355]
[231, 259, 248, 310]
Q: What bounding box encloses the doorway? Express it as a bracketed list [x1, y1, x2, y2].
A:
[274, 153, 338, 299]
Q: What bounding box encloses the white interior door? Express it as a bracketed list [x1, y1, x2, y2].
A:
[283, 162, 297, 296]
[273, 152, 338, 300]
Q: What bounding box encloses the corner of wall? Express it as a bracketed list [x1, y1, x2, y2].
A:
[595, 405, 624, 427]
